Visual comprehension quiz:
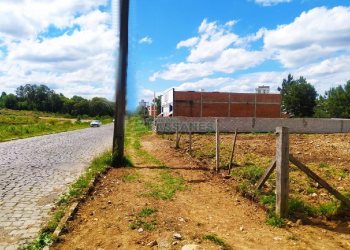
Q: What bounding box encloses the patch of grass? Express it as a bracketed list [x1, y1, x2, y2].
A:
[23, 232, 53, 250]
[129, 206, 158, 231]
[231, 164, 264, 184]
[138, 207, 157, 217]
[288, 198, 317, 217]
[122, 172, 141, 182]
[146, 172, 186, 200]
[266, 213, 286, 228]
[318, 201, 339, 216]
[203, 234, 231, 249]
[42, 210, 65, 233]
[306, 186, 317, 194]
[129, 220, 157, 231]
[125, 116, 165, 166]
[260, 194, 276, 209]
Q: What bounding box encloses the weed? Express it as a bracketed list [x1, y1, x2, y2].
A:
[138, 207, 157, 217]
[288, 198, 317, 217]
[318, 201, 339, 216]
[203, 234, 231, 249]
[260, 195, 275, 208]
[266, 213, 285, 228]
[129, 206, 158, 231]
[24, 232, 52, 250]
[129, 220, 157, 231]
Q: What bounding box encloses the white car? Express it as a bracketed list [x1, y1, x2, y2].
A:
[90, 120, 102, 127]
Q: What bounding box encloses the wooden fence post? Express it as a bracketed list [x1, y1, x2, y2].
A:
[175, 126, 180, 149]
[216, 119, 220, 172]
[189, 123, 192, 155]
[228, 129, 238, 175]
[275, 127, 289, 218]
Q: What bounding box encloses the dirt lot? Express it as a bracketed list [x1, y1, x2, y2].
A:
[176, 133, 350, 207]
[53, 131, 350, 250]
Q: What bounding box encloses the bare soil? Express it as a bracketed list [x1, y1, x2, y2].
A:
[53, 133, 350, 250]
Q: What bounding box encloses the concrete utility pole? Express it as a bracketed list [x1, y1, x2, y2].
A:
[113, 0, 129, 165]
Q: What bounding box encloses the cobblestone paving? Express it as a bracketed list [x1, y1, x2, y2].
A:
[0, 125, 113, 249]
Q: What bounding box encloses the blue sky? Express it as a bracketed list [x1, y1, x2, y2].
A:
[0, 0, 350, 110]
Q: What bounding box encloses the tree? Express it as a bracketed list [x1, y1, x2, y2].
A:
[153, 95, 162, 115]
[89, 97, 114, 117]
[0, 92, 7, 108]
[278, 74, 317, 117]
[324, 81, 350, 118]
[3, 83, 115, 118]
[4, 94, 18, 109]
[313, 95, 330, 118]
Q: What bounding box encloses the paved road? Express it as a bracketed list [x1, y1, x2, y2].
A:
[0, 125, 113, 249]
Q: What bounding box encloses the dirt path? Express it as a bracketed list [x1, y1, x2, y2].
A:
[53, 134, 350, 250]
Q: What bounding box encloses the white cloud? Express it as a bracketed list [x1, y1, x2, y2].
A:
[150, 19, 265, 82]
[254, 0, 291, 7]
[187, 19, 239, 63]
[74, 10, 110, 30]
[176, 37, 199, 49]
[264, 6, 350, 68]
[0, 0, 107, 40]
[150, 62, 212, 82]
[139, 36, 153, 44]
[225, 20, 237, 27]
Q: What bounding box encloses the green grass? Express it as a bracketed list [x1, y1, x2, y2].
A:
[122, 172, 141, 182]
[0, 109, 113, 142]
[125, 116, 165, 166]
[266, 213, 286, 228]
[138, 207, 157, 217]
[146, 171, 186, 200]
[129, 220, 157, 231]
[203, 234, 231, 249]
[24, 151, 112, 250]
[318, 201, 339, 216]
[129, 206, 158, 231]
[231, 164, 265, 184]
[23, 232, 53, 250]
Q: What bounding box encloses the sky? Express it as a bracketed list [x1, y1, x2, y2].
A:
[1, 0, 350, 110]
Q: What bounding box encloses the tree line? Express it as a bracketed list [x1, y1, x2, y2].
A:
[0, 84, 114, 117]
[279, 74, 350, 118]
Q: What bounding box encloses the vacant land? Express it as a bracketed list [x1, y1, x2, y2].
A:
[53, 118, 350, 250]
[166, 132, 350, 219]
[0, 109, 112, 142]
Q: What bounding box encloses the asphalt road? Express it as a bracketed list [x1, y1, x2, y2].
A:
[0, 124, 113, 249]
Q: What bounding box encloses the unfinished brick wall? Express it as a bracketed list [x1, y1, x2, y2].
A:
[173, 91, 281, 118]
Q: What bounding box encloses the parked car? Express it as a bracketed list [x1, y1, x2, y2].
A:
[90, 120, 102, 127]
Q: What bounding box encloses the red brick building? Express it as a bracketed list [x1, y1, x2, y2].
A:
[161, 88, 281, 118]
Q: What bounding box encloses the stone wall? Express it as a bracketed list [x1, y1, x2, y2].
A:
[154, 117, 350, 133]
